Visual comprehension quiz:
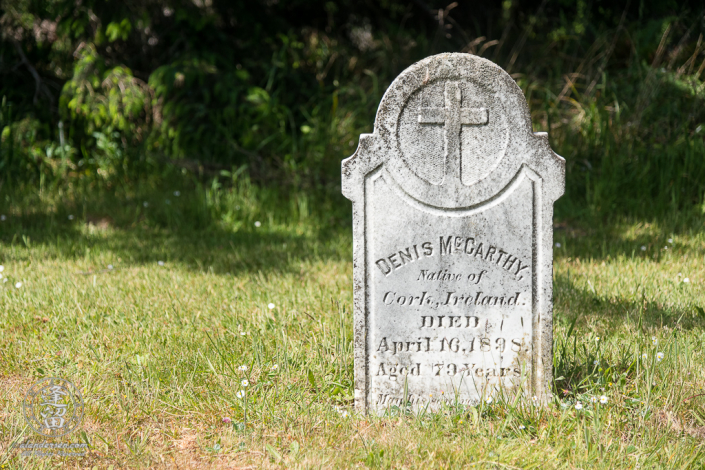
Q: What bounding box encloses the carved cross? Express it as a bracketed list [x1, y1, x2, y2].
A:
[418, 82, 489, 184]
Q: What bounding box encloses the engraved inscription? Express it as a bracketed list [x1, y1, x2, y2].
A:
[417, 269, 487, 283]
[381, 291, 524, 309]
[366, 173, 536, 412]
[375, 336, 529, 355]
[375, 235, 529, 281]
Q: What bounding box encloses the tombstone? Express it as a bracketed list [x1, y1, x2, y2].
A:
[341, 53, 564, 414]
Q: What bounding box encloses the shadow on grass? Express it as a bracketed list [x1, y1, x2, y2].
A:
[0, 185, 352, 277]
[1, 178, 702, 275]
[552, 204, 705, 263]
[2, 185, 703, 278]
[552, 271, 704, 398]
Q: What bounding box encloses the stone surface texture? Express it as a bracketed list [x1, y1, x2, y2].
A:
[342, 53, 564, 414]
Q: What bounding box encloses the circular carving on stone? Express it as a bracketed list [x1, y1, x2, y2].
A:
[367, 53, 541, 209]
[396, 78, 509, 187]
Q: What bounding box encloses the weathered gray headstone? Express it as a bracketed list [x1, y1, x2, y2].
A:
[342, 53, 564, 414]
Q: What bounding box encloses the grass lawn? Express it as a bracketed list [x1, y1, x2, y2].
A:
[1, 181, 705, 468]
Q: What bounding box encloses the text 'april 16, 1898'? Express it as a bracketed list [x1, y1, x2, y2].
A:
[375, 335, 530, 355]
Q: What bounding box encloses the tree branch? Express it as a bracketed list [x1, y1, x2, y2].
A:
[13, 40, 54, 105]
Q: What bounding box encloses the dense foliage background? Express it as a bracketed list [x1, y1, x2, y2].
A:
[1, 0, 705, 221]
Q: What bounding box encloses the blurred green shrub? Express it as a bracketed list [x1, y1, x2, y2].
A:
[1, 0, 704, 220]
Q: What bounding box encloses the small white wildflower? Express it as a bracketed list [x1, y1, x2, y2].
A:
[0, 215, 5, 221]
[15, 282, 22, 288]
[593, 360, 599, 365]
[684, 278, 690, 283]
[555, 242, 561, 248]
[518, 425, 526, 430]
[236, 390, 245, 399]
[600, 395, 608, 404]
[268, 303, 275, 309]
[238, 365, 247, 371]
[591, 396, 598, 403]
[341, 410, 349, 418]
[668, 238, 673, 244]
[143, 201, 149, 207]
[532, 395, 538, 402]
[657, 352, 664, 361]
[575, 402, 583, 410]
[241, 379, 249, 387]
[640, 245, 647, 251]
[68, 215, 74, 220]
[108, 264, 113, 270]
[664, 246, 668, 250]
[0, 274, 3, 279]
[0, 265, 4, 272]
[174, 191, 181, 196]
[3, 278, 7, 283]
[240, 332, 246, 336]
[158, 260, 165, 266]
[652, 336, 658, 345]
[254, 221, 261, 228]
[642, 353, 647, 360]
[485, 396, 493, 404]
[560, 402, 569, 409]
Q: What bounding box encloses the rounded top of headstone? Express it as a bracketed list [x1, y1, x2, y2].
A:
[373, 53, 543, 208]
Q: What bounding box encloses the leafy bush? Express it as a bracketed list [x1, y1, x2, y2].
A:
[1, 0, 704, 220]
